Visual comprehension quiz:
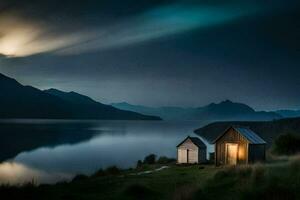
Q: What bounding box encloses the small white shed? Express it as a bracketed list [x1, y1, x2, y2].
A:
[177, 136, 207, 164]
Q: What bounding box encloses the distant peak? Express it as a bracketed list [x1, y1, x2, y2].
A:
[45, 88, 72, 94]
[69, 91, 79, 95]
[44, 88, 60, 92]
[220, 100, 234, 104]
[44, 88, 66, 94]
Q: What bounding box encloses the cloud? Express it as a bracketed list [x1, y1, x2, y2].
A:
[0, 0, 170, 57]
[0, 12, 98, 57]
[0, 1, 291, 57]
[56, 3, 259, 55]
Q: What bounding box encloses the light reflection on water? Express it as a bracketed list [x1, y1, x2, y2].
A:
[0, 120, 213, 184]
[0, 162, 72, 184]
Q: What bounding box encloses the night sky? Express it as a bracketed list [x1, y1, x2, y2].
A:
[0, 0, 299, 110]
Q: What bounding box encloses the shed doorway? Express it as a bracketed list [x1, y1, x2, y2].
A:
[226, 143, 238, 165]
[186, 149, 189, 163]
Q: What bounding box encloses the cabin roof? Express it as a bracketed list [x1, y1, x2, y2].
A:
[177, 136, 206, 148]
[213, 126, 266, 144]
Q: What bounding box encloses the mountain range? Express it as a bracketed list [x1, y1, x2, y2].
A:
[112, 100, 282, 121]
[0, 73, 160, 120]
[275, 109, 300, 118]
[1, 72, 299, 121]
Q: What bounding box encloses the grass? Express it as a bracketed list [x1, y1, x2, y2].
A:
[0, 164, 216, 200]
[1, 157, 300, 200]
[193, 156, 300, 200]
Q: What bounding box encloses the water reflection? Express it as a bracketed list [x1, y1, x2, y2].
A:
[0, 120, 212, 184]
[0, 162, 71, 184]
[0, 119, 99, 162]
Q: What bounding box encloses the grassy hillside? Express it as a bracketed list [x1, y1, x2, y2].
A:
[194, 117, 300, 147]
[194, 157, 300, 200]
[0, 165, 217, 200]
[1, 157, 300, 200]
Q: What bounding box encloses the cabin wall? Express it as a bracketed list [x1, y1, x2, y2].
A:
[215, 128, 249, 166]
[248, 144, 266, 163]
[177, 138, 198, 164]
[177, 148, 187, 163]
[198, 148, 207, 163]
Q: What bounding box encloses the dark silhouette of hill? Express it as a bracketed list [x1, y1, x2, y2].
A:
[191, 100, 281, 121]
[0, 73, 160, 120]
[194, 117, 300, 147]
[275, 109, 300, 118]
[112, 100, 281, 121]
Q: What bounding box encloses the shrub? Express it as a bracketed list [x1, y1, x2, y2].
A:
[105, 166, 121, 175]
[136, 160, 143, 168]
[272, 133, 300, 155]
[92, 169, 105, 177]
[72, 174, 89, 182]
[143, 154, 156, 164]
[156, 156, 176, 164]
[92, 166, 121, 177]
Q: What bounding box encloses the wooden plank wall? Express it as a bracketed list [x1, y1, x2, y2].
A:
[215, 128, 249, 166]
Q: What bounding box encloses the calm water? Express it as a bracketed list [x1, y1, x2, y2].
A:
[0, 120, 213, 184]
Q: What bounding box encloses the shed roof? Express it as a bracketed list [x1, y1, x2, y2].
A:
[213, 126, 266, 144]
[177, 136, 206, 148]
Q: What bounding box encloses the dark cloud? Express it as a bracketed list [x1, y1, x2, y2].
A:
[0, 0, 299, 110]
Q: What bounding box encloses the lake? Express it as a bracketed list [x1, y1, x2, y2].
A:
[0, 120, 213, 184]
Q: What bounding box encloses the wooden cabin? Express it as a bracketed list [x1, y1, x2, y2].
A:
[213, 126, 266, 166]
[177, 136, 207, 164]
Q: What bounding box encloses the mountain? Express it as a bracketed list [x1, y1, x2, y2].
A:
[0, 73, 160, 120]
[111, 102, 194, 120]
[112, 100, 282, 121]
[194, 117, 300, 147]
[191, 100, 281, 121]
[275, 109, 300, 118]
